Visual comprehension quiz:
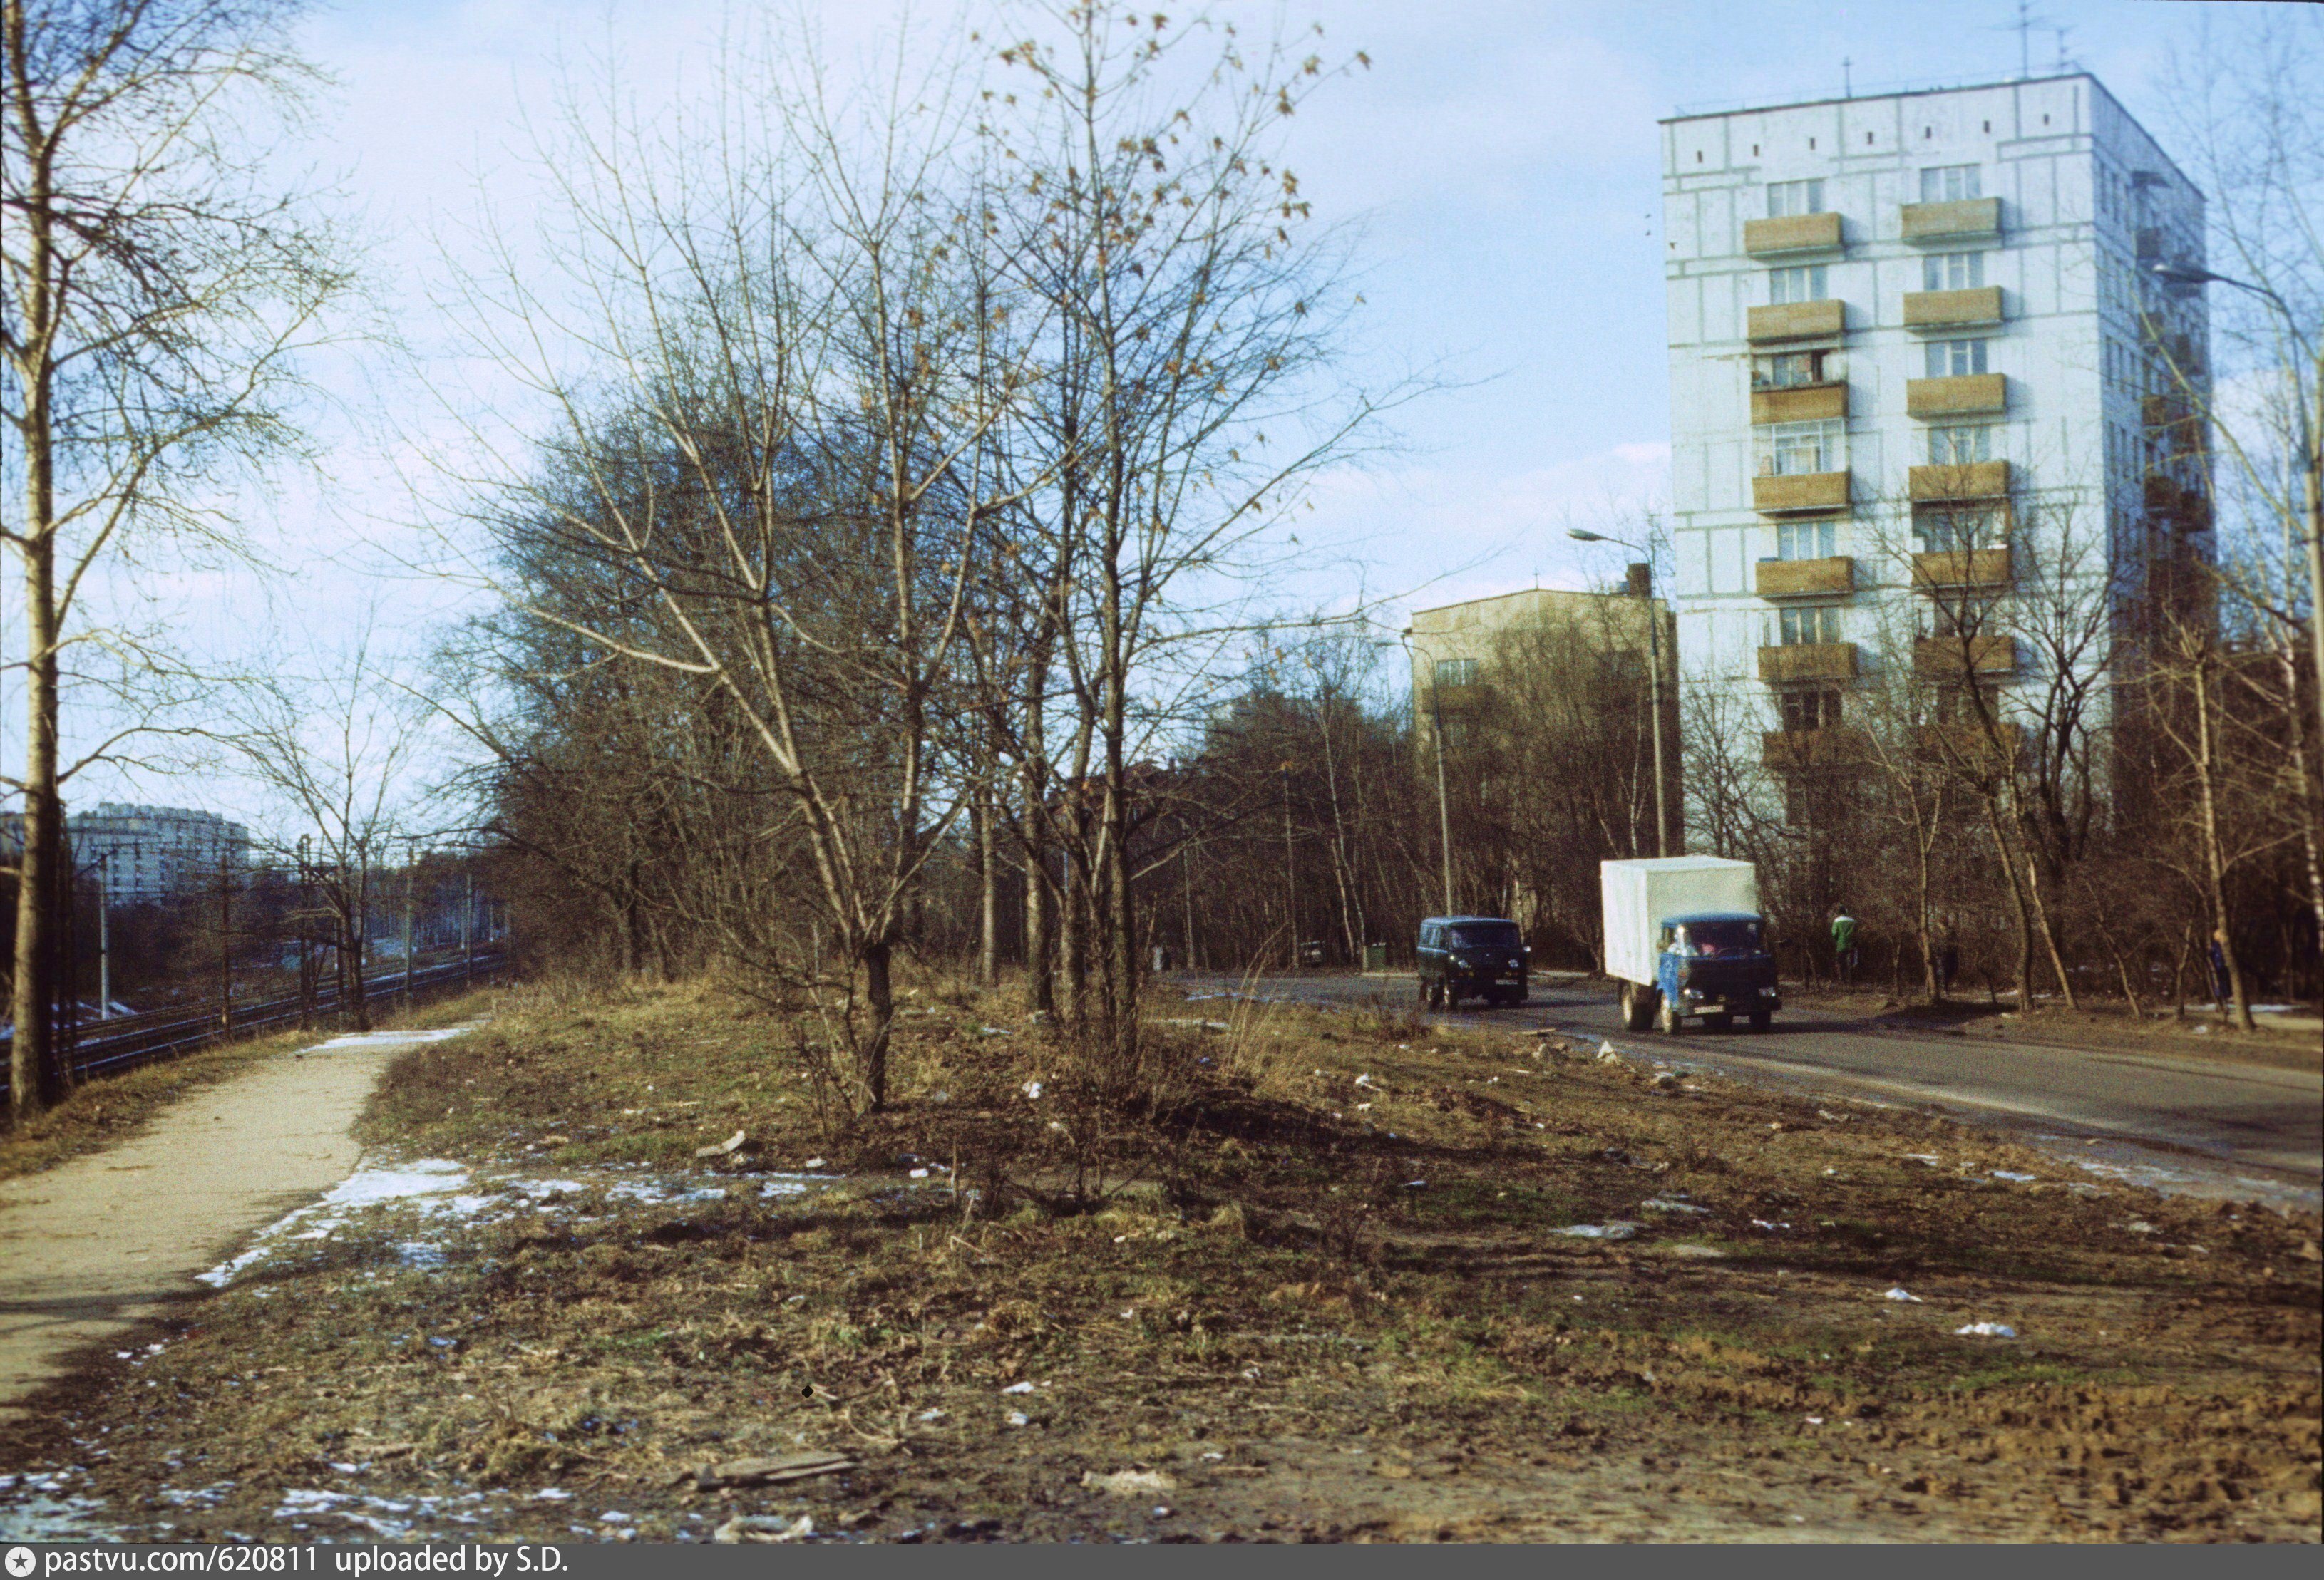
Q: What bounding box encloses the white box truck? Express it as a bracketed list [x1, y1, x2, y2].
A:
[1600, 857, 1779, 1034]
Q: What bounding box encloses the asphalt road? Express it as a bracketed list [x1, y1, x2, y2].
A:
[1177, 971, 2323, 1212]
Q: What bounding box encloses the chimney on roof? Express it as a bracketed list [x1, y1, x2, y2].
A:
[1625, 562, 1652, 599]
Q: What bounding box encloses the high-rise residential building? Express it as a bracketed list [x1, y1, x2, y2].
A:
[39, 803, 252, 902]
[1659, 74, 2209, 823]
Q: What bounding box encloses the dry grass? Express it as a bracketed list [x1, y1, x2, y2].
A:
[4, 971, 2318, 1543]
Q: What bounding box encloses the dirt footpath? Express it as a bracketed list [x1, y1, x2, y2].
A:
[0, 1026, 477, 1419]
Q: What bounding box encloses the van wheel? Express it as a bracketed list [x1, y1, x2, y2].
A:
[1416, 978, 1430, 1008]
[1749, 1011, 1772, 1033]
[1445, 985, 1462, 1011]
[1656, 995, 1683, 1035]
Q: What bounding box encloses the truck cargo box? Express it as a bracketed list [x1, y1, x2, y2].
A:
[1600, 857, 1760, 986]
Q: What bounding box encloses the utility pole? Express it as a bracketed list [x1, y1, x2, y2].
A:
[1570, 528, 1672, 857]
[297, 835, 315, 1028]
[96, 853, 109, 1020]
[402, 836, 418, 1009]
[1280, 761, 1299, 969]
[1181, 840, 1196, 973]
[217, 848, 233, 1033]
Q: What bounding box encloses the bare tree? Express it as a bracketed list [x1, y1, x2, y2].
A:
[2, 0, 350, 1115]
[227, 629, 426, 1032]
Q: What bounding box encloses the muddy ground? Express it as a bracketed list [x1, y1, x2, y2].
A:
[2, 977, 2318, 1543]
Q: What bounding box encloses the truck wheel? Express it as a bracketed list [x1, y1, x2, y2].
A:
[1749, 1011, 1772, 1033]
[1620, 983, 1652, 1032]
[1656, 995, 1683, 1035]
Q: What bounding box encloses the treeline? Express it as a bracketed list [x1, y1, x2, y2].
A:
[446, 10, 1386, 1111]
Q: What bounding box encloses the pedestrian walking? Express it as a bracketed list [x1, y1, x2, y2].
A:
[2208, 932, 2231, 1006]
[1937, 941, 1960, 998]
[1831, 908, 1858, 986]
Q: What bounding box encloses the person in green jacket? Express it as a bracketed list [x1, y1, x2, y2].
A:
[1831, 909, 1858, 986]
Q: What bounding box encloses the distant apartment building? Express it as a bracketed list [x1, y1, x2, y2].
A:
[1407, 581, 1680, 794]
[35, 803, 252, 901]
[1659, 74, 2209, 812]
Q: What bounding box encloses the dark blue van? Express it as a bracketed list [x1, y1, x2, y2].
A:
[1416, 915, 1530, 1009]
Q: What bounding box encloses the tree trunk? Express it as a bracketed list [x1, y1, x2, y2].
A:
[860, 936, 894, 1110]
[1983, 797, 2037, 1016]
[11, 537, 63, 1119]
[2192, 661, 2256, 1031]
[975, 790, 999, 990]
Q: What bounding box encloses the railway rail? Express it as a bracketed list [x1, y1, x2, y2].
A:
[51, 949, 509, 1080]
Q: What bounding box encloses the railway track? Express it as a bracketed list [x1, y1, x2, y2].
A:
[51, 950, 509, 1080]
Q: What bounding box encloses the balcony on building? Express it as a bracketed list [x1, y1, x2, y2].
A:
[2142, 393, 2204, 456]
[1916, 721, 2025, 769]
[1752, 471, 1850, 514]
[1754, 557, 1854, 598]
[1906, 373, 2007, 418]
[1747, 299, 1845, 344]
[1751, 383, 1848, 424]
[1762, 728, 1869, 771]
[1913, 634, 2016, 676]
[2144, 474, 2214, 533]
[1908, 460, 2011, 500]
[1757, 642, 1858, 683]
[1901, 197, 2002, 242]
[1902, 286, 2005, 329]
[1911, 546, 2012, 589]
[1742, 212, 1844, 257]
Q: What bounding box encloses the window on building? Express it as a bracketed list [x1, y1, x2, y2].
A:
[1913, 505, 2001, 554]
[1769, 264, 1830, 305]
[1778, 688, 1844, 731]
[1752, 348, 1839, 389]
[1766, 177, 1826, 217]
[1433, 657, 1478, 688]
[1925, 338, 1990, 378]
[1439, 716, 1472, 749]
[1755, 419, 1845, 477]
[1921, 250, 1987, 291]
[1777, 605, 1844, 646]
[1918, 594, 1997, 639]
[1777, 520, 1838, 561]
[1920, 163, 1981, 202]
[1927, 423, 1996, 464]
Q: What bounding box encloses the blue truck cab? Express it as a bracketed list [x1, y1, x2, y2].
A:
[1651, 911, 1781, 1033]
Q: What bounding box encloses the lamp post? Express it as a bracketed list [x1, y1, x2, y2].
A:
[1569, 527, 1672, 857]
[2149, 260, 2324, 743]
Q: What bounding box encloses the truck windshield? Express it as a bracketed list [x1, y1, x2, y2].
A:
[1447, 922, 1521, 949]
[1677, 921, 1762, 956]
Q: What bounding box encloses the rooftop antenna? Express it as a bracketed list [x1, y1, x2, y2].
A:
[1842, 56, 1852, 98]
[2052, 24, 2072, 73]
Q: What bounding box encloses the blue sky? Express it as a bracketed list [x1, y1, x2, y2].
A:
[48, 0, 2301, 824]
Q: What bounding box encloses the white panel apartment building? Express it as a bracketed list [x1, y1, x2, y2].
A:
[68, 803, 250, 902]
[1660, 74, 2209, 817]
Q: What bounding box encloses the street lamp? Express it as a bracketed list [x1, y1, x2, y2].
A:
[2148, 259, 2324, 740]
[1570, 527, 1672, 857]
[1377, 633, 1456, 915]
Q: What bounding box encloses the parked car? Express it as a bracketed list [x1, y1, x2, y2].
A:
[1415, 915, 1531, 1009]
